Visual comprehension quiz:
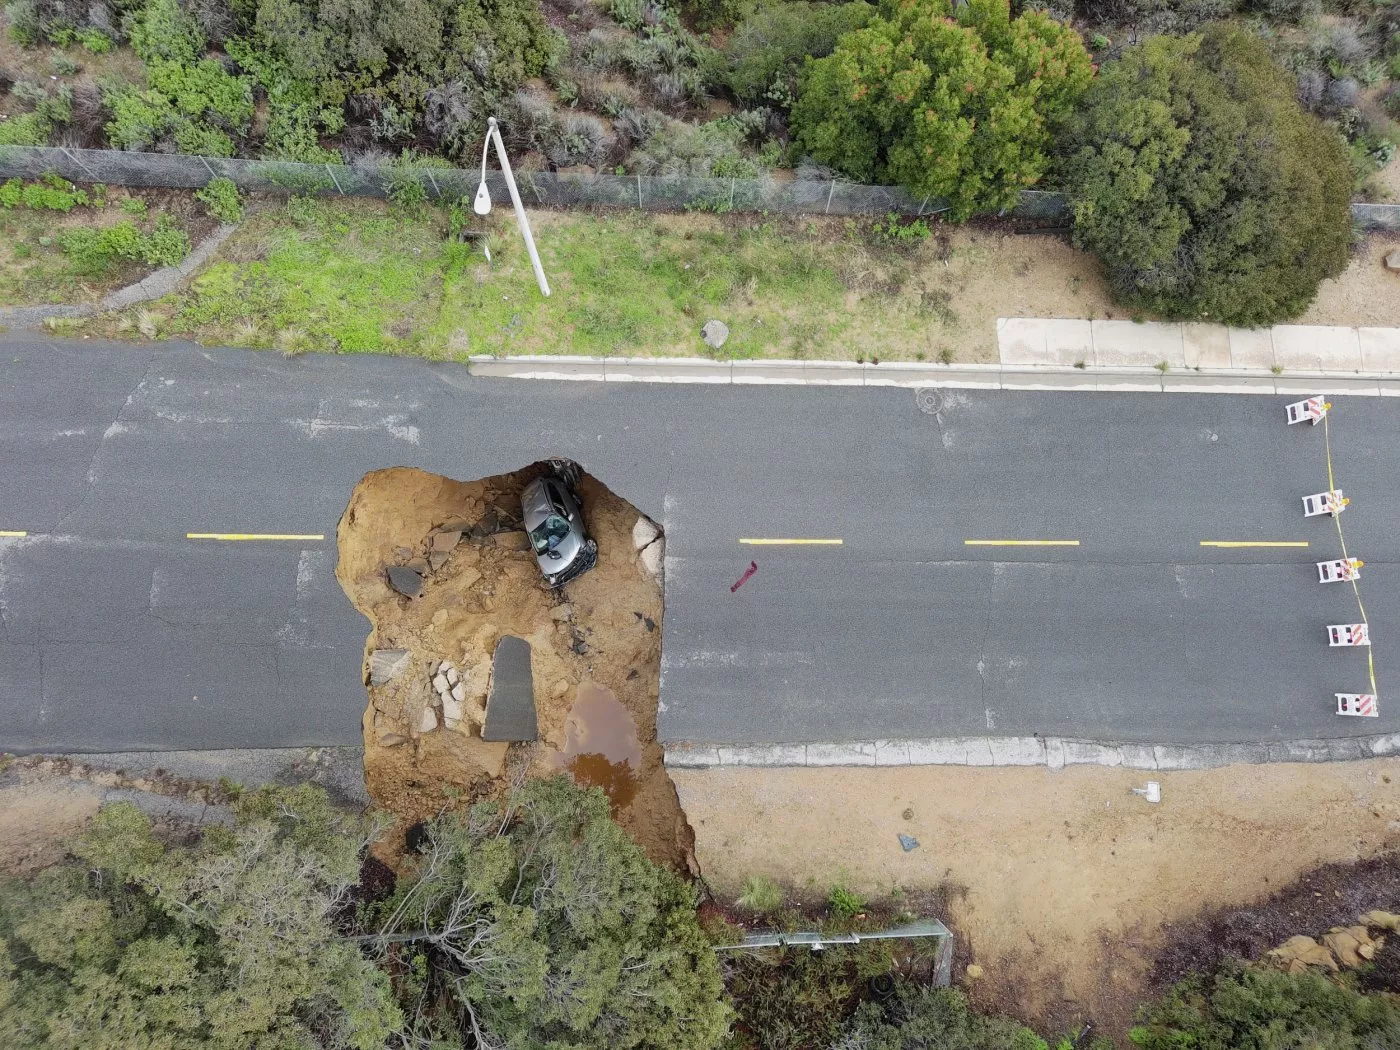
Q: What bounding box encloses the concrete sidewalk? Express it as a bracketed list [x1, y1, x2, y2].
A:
[998, 318, 1400, 373]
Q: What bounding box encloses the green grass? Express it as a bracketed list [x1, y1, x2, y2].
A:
[108, 197, 943, 359]
[0, 208, 146, 305]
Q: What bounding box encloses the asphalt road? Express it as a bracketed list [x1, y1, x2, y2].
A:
[1, 336, 1394, 753]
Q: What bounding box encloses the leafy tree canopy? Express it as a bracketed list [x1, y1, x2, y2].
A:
[1059, 24, 1354, 326]
[376, 775, 732, 1049]
[791, 0, 1094, 218]
[0, 785, 401, 1050]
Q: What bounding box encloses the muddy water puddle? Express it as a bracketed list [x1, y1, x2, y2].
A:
[550, 681, 642, 810]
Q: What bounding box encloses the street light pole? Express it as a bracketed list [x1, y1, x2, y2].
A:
[475, 116, 550, 298]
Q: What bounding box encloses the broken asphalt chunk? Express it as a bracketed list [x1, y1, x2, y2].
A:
[368, 648, 411, 685]
[386, 565, 424, 598]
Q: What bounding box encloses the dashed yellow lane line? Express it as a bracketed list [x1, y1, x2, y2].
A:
[0, 530, 27, 537]
[739, 538, 843, 546]
[187, 533, 325, 541]
[1200, 540, 1309, 548]
[964, 539, 1079, 547]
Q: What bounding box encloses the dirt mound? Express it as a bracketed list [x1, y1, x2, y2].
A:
[336, 464, 693, 871]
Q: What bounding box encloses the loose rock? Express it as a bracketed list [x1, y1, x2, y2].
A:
[1386, 249, 1400, 272]
[376, 731, 408, 748]
[965, 964, 984, 979]
[431, 529, 462, 552]
[418, 707, 438, 734]
[632, 516, 661, 550]
[427, 551, 450, 572]
[638, 539, 663, 580]
[701, 319, 729, 349]
[492, 530, 531, 552]
[368, 648, 411, 685]
[1362, 910, 1400, 932]
[1268, 935, 1339, 973]
[442, 696, 463, 725]
[1322, 926, 1377, 968]
[551, 604, 574, 622]
[433, 673, 450, 696]
[386, 565, 424, 598]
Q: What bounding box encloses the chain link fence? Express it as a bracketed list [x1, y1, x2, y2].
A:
[1, 145, 1396, 228]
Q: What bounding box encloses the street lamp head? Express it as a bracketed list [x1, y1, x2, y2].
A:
[473, 180, 492, 216]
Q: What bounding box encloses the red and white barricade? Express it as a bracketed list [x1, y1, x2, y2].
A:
[1302, 490, 1347, 517]
[1336, 693, 1379, 717]
[1286, 397, 1330, 425]
[1317, 558, 1363, 583]
[1327, 623, 1371, 647]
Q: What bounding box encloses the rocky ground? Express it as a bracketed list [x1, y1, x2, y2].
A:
[335, 464, 692, 870]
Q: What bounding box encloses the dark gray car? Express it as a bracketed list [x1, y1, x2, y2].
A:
[520, 461, 598, 587]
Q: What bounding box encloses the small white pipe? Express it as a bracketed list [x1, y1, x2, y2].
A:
[487, 117, 550, 298]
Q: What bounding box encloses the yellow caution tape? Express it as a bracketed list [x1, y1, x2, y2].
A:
[1322, 411, 1378, 696]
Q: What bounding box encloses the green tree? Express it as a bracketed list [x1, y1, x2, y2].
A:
[0, 786, 401, 1049]
[1130, 961, 1400, 1049]
[1059, 25, 1353, 326]
[726, 0, 875, 107]
[373, 776, 732, 1049]
[791, 0, 1093, 219]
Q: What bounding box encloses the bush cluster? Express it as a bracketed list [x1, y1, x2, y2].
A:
[59, 213, 191, 272]
[1061, 24, 1354, 326]
[0, 172, 91, 209]
[791, 0, 1095, 219]
[194, 175, 244, 221]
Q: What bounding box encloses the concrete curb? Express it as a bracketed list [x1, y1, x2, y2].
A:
[0, 222, 237, 330]
[664, 733, 1400, 771]
[468, 355, 1400, 395]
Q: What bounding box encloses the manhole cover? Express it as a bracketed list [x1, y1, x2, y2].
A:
[915, 387, 943, 415]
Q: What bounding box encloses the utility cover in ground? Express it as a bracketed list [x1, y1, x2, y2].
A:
[483, 635, 537, 741]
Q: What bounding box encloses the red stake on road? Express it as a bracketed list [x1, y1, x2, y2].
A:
[731, 561, 758, 593]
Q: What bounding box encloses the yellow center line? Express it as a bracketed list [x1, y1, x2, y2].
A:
[739, 538, 843, 546]
[964, 539, 1079, 547]
[0, 530, 27, 537]
[1200, 541, 1309, 548]
[187, 533, 325, 541]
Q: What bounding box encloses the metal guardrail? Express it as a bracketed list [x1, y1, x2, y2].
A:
[713, 919, 954, 985]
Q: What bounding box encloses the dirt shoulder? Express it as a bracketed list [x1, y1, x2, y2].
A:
[674, 759, 1400, 1037]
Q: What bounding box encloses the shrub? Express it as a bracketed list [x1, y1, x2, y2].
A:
[841, 984, 1051, 1049]
[0, 111, 52, 145]
[828, 883, 866, 918]
[1061, 25, 1354, 326]
[77, 26, 112, 51]
[195, 175, 244, 222]
[736, 873, 784, 912]
[629, 116, 757, 175]
[727, 0, 874, 106]
[59, 213, 190, 273]
[0, 172, 90, 210]
[792, 0, 1094, 220]
[125, 0, 205, 66]
[546, 112, 613, 166]
[1130, 962, 1400, 1048]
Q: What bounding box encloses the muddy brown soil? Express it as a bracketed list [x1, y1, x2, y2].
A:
[336, 465, 693, 871]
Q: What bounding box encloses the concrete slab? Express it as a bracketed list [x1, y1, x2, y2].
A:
[865, 364, 956, 388]
[915, 368, 1003, 390]
[1272, 376, 1384, 396]
[1358, 328, 1400, 372]
[872, 740, 912, 765]
[1162, 374, 1275, 394]
[1091, 319, 1184, 367]
[605, 358, 731, 383]
[663, 745, 721, 768]
[1041, 318, 1095, 366]
[731, 361, 806, 385]
[996, 317, 1048, 364]
[1094, 372, 1164, 392]
[1227, 328, 1275, 369]
[1381, 381, 1400, 397]
[999, 370, 1098, 391]
[717, 744, 806, 766]
[805, 741, 876, 766]
[483, 356, 608, 381]
[482, 635, 537, 741]
[988, 737, 1046, 765]
[1272, 325, 1363, 372]
[1182, 323, 1231, 369]
[802, 361, 866, 386]
[905, 738, 975, 764]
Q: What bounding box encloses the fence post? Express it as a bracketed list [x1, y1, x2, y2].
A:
[729, 178, 735, 211]
[917, 195, 929, 217]
[825, 180, 835, 215]
[59, 147, 100, 183]
[198, 155, 217, 184]
[425, 169, 440, 200]
[636, 173, 643, 208]
[324, 164, 344, 195]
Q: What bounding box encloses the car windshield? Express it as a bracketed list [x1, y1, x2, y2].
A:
[530, 515, 571, 554]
